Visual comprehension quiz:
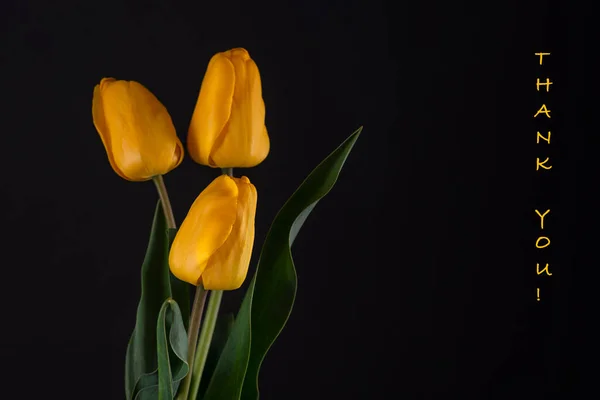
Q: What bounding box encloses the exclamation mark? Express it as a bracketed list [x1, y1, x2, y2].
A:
[537, 288, 540, 301]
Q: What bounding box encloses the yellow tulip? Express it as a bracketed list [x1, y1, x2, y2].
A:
[187, 48, 270, 168]
[169, 174, 257, 290]
[92, 78, 184, 181]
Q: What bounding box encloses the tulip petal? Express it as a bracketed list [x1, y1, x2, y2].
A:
[98, 80, 146, 180]
[187, 53, 236, 167]
[210, 55, 270, 168]
[101, 80, 181, 180]
[127, 81, 184, 176]
[169, 175, 239, 285]
[92, 78, 129, 180]
[202, 176, 257, 290]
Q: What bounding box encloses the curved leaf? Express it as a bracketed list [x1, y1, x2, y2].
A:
[132, 371, 158, 400]
[130, 299, 189, 400]
[157, 299, 189, 400]
[202, 127, 362, 400]
[125, 201, 190, 400]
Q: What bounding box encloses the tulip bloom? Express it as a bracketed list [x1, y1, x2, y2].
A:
[169, 174, 257, 290]
[92, 78, 183, 181]
[187, 48, 270, 168]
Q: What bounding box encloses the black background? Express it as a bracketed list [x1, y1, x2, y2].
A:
[0, 0, 593, 399]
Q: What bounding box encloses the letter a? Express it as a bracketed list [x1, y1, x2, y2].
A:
[534, 104, 551, 118]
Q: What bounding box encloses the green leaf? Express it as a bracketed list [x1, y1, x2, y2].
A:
[125, 201, 189, 400]
[131, 371, 158, 400]
[202, 289, 253, 400]
[197, 313, 235, 399]
[202, 127, 362, 400]
[129, 299, 189, 400]
[157, 299, 189, 400]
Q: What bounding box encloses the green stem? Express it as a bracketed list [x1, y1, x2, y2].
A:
[152, 175, 210, 399]
[221, 168, 233, 177]
[188, 290, 224, 400]
[175, 285, 208, 400]
[152, 175, 176, 229]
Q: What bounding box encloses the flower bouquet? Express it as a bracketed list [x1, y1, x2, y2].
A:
[92, 47, 361, 400]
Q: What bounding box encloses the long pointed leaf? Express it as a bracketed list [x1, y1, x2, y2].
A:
[243, 127, 362, 399]
[202, 127, 362, 400]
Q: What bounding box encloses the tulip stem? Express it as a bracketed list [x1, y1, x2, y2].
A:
[222, 168, 233, 177]
[175, 285, 208, 400]
[188, 290, 224, 400]
[152, 175, 177, 229]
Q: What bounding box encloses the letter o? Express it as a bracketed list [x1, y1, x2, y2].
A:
[536, 236, 550, 248]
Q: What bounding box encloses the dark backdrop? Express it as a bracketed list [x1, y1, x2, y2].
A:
[0, 1, 593, 399]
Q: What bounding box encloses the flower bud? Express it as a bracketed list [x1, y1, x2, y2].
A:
[169, 174, 257, 290]
[92, 78, 183, 181]
[187, 48, 270, 168]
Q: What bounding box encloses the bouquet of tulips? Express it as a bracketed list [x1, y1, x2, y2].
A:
[92, 47, 361, 400]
